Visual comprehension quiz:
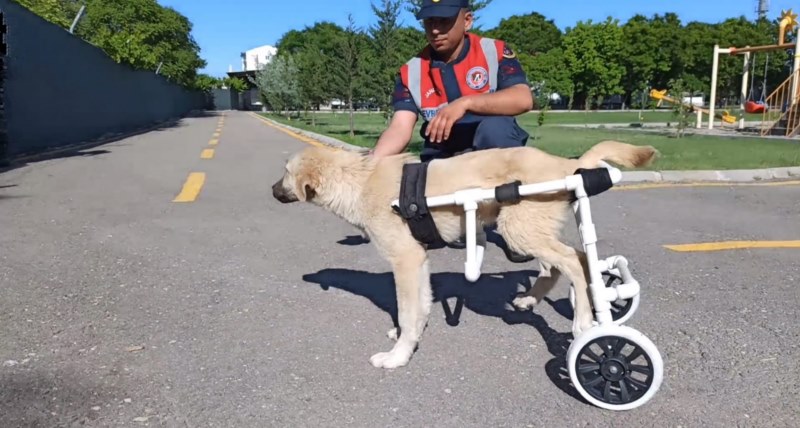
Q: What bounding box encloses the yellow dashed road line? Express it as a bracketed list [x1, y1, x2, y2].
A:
[201, 148, 215, 159]
[173, 172, 206, 202]
[664, 240, 800, 252]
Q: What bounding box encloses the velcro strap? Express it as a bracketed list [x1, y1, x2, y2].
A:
[397, 162, 443, 246]
[495, 180, 522, 203]
[574, 168, 613, 197]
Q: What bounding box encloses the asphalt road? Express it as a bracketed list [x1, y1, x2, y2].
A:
[1, 111, 798, 427]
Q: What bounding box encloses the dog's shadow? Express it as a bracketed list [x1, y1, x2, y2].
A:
[302, 268, 585, 403]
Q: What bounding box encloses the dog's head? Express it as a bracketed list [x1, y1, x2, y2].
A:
[272, 147, 324, 204]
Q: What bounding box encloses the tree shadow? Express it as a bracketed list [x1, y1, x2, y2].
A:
[302, 267, 587, 404]
[1, 117, 187, 175]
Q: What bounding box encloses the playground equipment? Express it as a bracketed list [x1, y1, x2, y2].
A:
[649, 89, 737, 128]
[391, 161, 663, 411]
[708, 9, 800, 135]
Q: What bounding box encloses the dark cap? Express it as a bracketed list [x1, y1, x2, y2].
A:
[415, 0, 469, 20]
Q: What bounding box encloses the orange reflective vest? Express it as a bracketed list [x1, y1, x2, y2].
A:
[399, 33, 503, 121]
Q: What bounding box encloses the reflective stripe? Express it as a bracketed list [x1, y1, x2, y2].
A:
[480, 37, 498, 91]
[406, 57, 422, 109]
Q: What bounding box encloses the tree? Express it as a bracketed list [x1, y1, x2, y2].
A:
[518, 48, 573, 107]
[563, 17, 625, 109]
[620, 14, 683, 103]
[251, 55, 300, 119]
[485, 12, 562, 55]
[72, 0, 206, 88]
[15, 0, 82, 29]
[295, 43, 332, 125]
[369, 0, 404, 117]
[332, 14, 375, 137]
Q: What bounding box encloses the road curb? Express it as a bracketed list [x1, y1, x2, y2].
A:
[259, 113, 800, 184]
[254, 114, 366, 152]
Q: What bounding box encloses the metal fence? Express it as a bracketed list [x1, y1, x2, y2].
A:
[0, 0, 208, 162]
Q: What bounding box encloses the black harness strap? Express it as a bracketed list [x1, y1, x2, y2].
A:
[396, 162, 444, 246]
[574, 167, 613, 197]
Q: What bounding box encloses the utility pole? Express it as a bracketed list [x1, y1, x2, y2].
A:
[757, 0, 769, 20]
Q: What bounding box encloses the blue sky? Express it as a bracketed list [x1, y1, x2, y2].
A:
[157, 0, 798, 77]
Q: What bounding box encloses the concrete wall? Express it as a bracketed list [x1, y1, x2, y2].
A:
[0, 0, 208, 160]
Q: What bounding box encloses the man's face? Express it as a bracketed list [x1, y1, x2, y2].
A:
[423, 9, 473, 54]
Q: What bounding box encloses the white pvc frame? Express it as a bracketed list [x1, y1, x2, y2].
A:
[390, 161, 640, 326]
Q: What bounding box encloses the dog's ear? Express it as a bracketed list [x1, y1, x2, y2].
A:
[295, 166, 320, 201]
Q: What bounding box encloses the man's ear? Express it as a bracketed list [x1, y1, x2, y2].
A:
[463, 10, 474, 31]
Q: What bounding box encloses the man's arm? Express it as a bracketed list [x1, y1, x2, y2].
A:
[465, 42, 534, 114]
[372, 110, 418, 157]
[371, 74, 419, 157]
[461, 83, 533, 116]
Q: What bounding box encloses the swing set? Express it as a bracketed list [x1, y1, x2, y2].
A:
[708, 9, 800, 130]
[743, 52, 769, 114]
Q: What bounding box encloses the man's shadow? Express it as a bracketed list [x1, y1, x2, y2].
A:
[302, 268, 586, 403]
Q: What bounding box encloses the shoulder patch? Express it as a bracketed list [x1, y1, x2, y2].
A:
[502, 45, 516, 59]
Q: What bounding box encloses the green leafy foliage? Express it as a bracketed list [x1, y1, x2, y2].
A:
[18, 0, 206, 89]
[563, 17, 626, 109]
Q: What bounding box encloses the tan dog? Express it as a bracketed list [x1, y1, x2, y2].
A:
[272, 141, 657, 369]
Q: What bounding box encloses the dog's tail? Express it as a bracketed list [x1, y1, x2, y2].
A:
[577, 140, 658, 169]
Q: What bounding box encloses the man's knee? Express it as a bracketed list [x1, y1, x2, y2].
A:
[473, 116, 529, 150]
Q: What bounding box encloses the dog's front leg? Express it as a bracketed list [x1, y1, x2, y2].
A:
[370, 254, 431, 369]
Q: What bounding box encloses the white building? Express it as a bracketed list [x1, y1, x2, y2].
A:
[239, 45, 277, 71]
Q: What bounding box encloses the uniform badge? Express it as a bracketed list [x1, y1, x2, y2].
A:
[466, 66, 489, 90]
[502, 45, 516, 59]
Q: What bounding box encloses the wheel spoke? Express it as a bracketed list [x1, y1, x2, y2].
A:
[616, 379, 630, 402]
[613, 338, 627, 356]
[627, 347, 644, 362]
[599, 338, 614, 357]
[582, 349, 603, 363]
[585, 374, 605, 387]
[603, 379, 613, 402]
[629, 363, 652, 375]
[625, 375, 649, 390]
[578, 363, 601, 374]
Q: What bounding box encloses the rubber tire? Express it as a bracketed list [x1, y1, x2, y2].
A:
[567, 325, 664, 411]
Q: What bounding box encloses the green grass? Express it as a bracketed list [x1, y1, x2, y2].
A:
[263, 111, 800, 171]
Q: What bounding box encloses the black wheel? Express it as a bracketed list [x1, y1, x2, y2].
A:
[568, 326, 663, 410]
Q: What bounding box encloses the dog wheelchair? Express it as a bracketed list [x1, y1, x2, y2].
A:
[390, 161, 663, 411]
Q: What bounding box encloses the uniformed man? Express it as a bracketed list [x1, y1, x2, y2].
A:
[370, 0, 535, 161]
[371, 0, 536, 262]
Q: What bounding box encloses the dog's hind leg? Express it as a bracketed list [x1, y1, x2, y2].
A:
[499, 214, 592, 337]
[512, 260, 562, 310]
[370, 246, 432, 369]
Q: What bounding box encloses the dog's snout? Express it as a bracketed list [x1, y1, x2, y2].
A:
[272, 178, 296, 203]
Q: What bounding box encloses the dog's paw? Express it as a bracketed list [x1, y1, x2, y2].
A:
[512, 295, 539, 311]
[572, 313, 595, 338]
[369, 350, 410, 369]
[386, 328, 399, 341]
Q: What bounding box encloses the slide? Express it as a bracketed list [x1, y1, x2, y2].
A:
[649, 89, 737, 124]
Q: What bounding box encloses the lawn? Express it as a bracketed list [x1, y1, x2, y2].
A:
[263, 111, 800, 171]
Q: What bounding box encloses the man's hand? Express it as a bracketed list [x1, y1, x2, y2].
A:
[425, 97, 470, 144]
